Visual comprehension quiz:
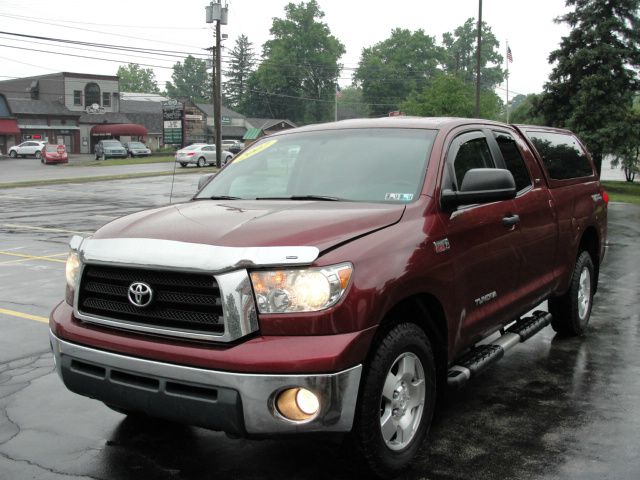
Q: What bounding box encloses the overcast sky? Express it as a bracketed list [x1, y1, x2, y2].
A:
[0, 0, 571, 103]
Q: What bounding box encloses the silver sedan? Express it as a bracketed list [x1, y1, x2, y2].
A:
[175, 144, 233, 168]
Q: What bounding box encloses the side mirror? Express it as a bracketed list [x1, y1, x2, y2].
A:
[441, 168, 516, 210]
[197, 173, 216, 191]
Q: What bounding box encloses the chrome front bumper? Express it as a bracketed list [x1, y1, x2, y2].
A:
[50, 331, 362, 435]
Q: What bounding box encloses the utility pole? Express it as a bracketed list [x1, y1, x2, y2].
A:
[206, 1, 228, 168]
[475, 0, 482, 118]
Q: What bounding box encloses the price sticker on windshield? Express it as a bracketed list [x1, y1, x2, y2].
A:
[233, 139, 278, 163]
[385, 193, 414, 202]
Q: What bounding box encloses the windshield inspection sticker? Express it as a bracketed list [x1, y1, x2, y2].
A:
[385, 193, 414, 202]
[233, 139, 278, 163]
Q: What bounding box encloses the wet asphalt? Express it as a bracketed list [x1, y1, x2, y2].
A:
[0, 174, 638, 479]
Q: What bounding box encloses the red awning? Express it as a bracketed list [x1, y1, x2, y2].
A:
[90, 123, 148, 137]
[0, 119, 20, 135]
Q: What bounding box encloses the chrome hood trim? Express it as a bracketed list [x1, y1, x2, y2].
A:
[74, 236, 320, 273]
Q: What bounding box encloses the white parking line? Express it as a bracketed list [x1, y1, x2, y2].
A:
[1, 224, 92, 235]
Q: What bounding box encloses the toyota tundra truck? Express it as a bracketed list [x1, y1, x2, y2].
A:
[50, 118, 608, 477]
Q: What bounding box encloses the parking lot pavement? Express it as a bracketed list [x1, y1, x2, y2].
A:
[0, 178, 639, 479]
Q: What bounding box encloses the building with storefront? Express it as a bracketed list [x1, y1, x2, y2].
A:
[0, 72, 147, 153]
[0, 93, 20, 156]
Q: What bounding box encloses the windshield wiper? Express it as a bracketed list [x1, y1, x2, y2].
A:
[192, 195, 242, 200]
[255, 195, 341, 201]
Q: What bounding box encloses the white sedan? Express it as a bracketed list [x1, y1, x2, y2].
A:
[8, 141, 46, 159]
[175, 144, 234, 168]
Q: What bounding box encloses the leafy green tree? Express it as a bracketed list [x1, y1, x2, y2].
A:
[242, 1, 345, 124]
[441, 18, 505, 89]
[165, 55, 212, 103]
[354, 29, 442, 116]
[117, 64, 160, 93]
[510, 94, 545, 125]
[337, 86, 371, 119]
[400, 74, 502, 119]
[224, 35, 256, 109]
[536, 0, 640, 174]
[611, 103, 640, 182]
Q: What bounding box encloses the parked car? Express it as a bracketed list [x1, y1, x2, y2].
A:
[8, 141, 46, 159]
[41, 144, 68, 164]
[175, 144, 233, 167]
[52, 118, 607, 478]
[123, 141, 151, 158]
[94, 140, 127, 160]
[221, 139, 244, 154]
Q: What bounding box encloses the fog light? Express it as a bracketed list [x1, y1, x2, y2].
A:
[275, 388, 320, 421]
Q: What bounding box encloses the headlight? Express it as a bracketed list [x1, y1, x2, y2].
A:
[66, 251, 81, 288]
[250, 263, 352, 314]
[65, 251, 81, 306]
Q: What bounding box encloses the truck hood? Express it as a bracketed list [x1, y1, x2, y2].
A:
[93, 200, 406, 252]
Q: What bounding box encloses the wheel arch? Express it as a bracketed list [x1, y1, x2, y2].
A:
[579, 225, 600, 293]
[371, 293, 448, 391]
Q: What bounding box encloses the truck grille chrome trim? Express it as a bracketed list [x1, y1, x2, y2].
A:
[75, 266, 258, 342]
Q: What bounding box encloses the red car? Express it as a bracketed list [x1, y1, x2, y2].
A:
[41, 144, 68, 164]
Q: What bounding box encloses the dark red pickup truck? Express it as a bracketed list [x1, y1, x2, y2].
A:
[50, 118, 607, 477]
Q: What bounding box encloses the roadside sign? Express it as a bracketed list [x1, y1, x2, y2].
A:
[162, 100, 184, 145]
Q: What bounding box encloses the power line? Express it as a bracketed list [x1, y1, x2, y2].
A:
[0, 12, 208, 50]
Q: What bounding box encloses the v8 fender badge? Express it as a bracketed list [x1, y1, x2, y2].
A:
[475, 291, 497, 306]
[433, 238, 450, 254]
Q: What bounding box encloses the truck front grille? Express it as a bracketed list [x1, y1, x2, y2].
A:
[77, 265, 224, 335]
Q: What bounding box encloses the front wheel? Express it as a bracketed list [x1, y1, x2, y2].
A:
[353, 323, 436, 478]
[549, 251, 595, 336]
[9, 150, 17, 158]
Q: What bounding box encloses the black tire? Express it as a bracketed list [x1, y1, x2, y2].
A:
[34, 150, 41, 159]
[9, 150, 17, 158]
[197, 157, 206, 168]
[353, 323, 436, 478]
[179, 162, 187, 168]
[40, 157, 45, 164]
[101, 153, 106, 161]
[224, 154, 232, 165]
[549, 251, 595, 336]
[104, 403, 143, 417]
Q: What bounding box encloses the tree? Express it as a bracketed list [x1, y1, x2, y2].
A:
[117, 64, 160, 93]
[336, 86, 371, 119]
[165, 55, 212, 103]
[224, 35, 256, 110]
[510, 94, 545, 125]
[400, 74, 502, 119]
[354, 29, 442, 116]
[611, 102, 640, 182]
[441, 18, 505, 89]
[242, 1, 345, 124]
[536, 0, 640, 174]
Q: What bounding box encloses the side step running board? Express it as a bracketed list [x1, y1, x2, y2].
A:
[447, 310, 552, 389]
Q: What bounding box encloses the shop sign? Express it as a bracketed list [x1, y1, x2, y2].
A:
[221, 116, 231, 126]
[86, 103, 105, 114]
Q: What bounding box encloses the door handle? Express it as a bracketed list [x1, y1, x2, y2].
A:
[502, 214, 520, 228]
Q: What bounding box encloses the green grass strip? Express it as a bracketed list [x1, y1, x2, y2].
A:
[601, 180, 640, 204]
[0, 167, 217, 189]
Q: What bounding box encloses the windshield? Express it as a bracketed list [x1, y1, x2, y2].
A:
[196, 128, 436, 203]
[129, 142, 145, 148]
[103, 141, 121, 146]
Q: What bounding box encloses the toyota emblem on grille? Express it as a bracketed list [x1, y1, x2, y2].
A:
[128, 282, 153, 308]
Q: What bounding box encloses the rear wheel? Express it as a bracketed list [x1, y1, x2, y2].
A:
[179, 162, 187, 168]
[549, 251, 595, 336]
[353, 323, 436, 478]
[224, 154, 232, 165]
[197, 157, 206, 168]
[34, 150, 41, 159]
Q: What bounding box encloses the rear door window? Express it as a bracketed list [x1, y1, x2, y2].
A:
[524, 131, 593, 180]
[493, 131, 532, 192]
